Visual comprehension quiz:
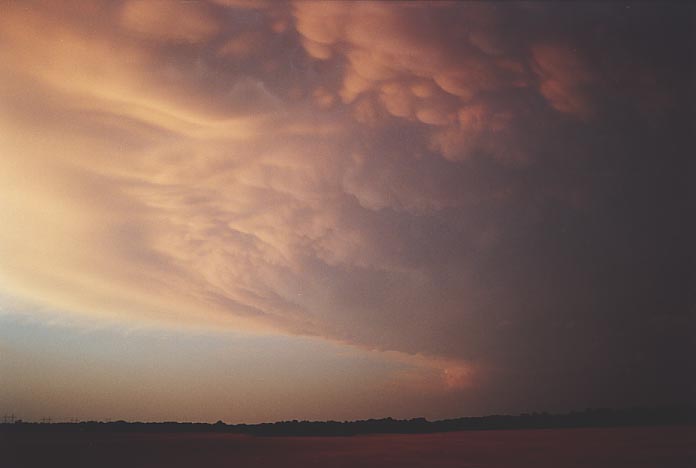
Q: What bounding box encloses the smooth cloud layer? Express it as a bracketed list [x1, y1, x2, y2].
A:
[0, 0, 692, 413]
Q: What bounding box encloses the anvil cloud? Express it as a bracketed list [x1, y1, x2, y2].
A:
[0, 1, 692, 419]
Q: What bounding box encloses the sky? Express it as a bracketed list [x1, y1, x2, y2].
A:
[0, 1, 693, 423]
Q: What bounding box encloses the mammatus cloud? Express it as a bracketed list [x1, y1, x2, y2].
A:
[531, 44, 596, 119]
[0, 1, 691, 407]
[292, 1, 533, 163]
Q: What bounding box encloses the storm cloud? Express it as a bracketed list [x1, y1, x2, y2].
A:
[0, 0, 692, 414]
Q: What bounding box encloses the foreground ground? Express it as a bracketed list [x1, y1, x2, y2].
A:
[2, 425, 694, 467]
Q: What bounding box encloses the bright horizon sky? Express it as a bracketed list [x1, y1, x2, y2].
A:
[0, 1, 692, 423]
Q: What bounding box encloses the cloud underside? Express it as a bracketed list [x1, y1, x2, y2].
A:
[0, 1, 691, 403]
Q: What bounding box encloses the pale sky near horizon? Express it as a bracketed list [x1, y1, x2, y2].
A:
[0, 1, 693, 423]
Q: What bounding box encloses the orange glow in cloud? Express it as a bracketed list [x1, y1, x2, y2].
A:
[1, 1, 687, 422]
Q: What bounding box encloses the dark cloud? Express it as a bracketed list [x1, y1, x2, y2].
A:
[0, 0, 692, 415]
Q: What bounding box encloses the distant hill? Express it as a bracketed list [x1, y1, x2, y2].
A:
[2, 406, 693, 437]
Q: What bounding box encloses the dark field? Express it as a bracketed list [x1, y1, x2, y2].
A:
[2, 426, 694, 467]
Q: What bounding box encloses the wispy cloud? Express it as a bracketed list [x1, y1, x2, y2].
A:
[0, 0, 691, 412]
